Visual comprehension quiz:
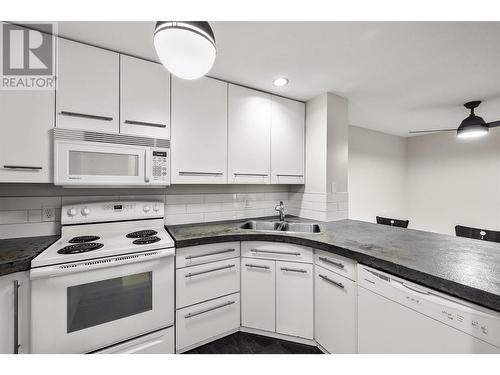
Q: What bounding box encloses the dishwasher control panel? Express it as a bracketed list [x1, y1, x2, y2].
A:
[358, 265, 500, 348]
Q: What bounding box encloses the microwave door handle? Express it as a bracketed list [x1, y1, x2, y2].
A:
[145, 151, 151, 183]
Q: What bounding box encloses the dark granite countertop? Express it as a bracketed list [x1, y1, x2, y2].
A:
[0, 235, 60, 277]
[166, 217, 500, 313]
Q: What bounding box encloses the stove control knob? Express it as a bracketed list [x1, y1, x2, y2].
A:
[143, 205, 151, 213]
[81, 207, 91, 216]
[67, 208, 77, 217]
[153, 204, 160, 212]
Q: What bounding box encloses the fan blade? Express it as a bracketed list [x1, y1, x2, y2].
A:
[408, 129, 457, 134]
[486, 120, 500, 128]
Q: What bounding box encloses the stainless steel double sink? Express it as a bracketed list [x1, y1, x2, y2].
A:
[239, 220, 321, 234]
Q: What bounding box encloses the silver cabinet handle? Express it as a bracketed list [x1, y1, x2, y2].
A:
[276, 174, 304, 177]
[179, 171, 224, 176]
[281, 267, 307, 273]
[319, 256, 345, 269]
[185, 264, 235, 278]
[319, 274, 344, 289]
[245, 264, 270, 270]
[185, 248, 235, 260]
[251, 249, 301, 256]
[124, 120, 166, 128]
[59, 111, 113, 121]
[185, 300, 235, 319]
[13, 280, 20, 354]
[3, 165, 42, 170]
[234, 173, 269, 176]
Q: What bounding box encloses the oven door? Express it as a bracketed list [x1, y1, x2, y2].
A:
[30, 248, 174, 354]
[54, 140, 148, 186]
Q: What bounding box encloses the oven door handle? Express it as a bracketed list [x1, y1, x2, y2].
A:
[30, 248, 175, 280]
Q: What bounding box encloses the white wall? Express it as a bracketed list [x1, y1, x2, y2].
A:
[348, 126, 407, 223]
[407, 130, 500, 235]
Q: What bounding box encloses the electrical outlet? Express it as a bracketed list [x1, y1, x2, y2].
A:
[42, 207, 56, 222]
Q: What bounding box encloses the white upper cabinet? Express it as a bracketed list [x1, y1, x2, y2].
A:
[271, 96, 305, 184]
[171, 77, 228, 184]
[228, 84, 271, 184]
[120, 55, 170, 139]
[56, 38, 119, 132]
[0, 89, 54, 183]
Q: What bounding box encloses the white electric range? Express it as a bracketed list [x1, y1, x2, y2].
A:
[30, 201, 175, 354]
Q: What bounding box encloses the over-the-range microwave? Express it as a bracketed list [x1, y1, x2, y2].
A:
[53, 128, 170, 187]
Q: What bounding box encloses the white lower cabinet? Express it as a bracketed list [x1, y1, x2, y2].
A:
[241, 258, 276, 332]
[314, 265, 357, 353]
[96, 327, 174, 354]
[0, 272, 30, 354]
[176, 293, 240, 352]
[176, 257, 240, 308]
[276, 261, 314, 339]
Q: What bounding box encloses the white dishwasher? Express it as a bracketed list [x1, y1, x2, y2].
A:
[358, 265, 500, 353]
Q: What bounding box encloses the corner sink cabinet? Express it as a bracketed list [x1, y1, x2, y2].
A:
[174, 241, 358, 354]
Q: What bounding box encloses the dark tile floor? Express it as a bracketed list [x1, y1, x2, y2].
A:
[185, 332, 323, 354]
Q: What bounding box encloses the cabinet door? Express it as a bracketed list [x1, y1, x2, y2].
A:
[276, 261, 313, 339]
[271, 96, 305, 184]
[0, 272, 29, 354]
[56, 38, 119, 132]
[0, 90, 53, 183]
[315, 266, 357, 353]
[241, 258, 275, 332]
[120, 55, 170, 139]
[171, 77, 228, 184]
[228, 84, 271, 184]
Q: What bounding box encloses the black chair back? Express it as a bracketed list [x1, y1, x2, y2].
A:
[376, 216, 409, 228]
[455, 225, 500, 243]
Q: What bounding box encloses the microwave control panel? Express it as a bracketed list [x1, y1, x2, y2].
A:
[151, 149, 169, 184]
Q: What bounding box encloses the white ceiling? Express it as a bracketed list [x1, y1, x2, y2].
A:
[53, 21, 500, 137]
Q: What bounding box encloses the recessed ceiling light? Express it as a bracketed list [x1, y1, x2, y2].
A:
[273, 77, 289, 87]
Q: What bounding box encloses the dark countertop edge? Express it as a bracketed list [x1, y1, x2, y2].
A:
[0, 236, 60, 277]
[164, 228, 500, 313]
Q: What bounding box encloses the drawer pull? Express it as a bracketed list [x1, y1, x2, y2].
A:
[319, 274, 345, 289]
[245, 264, 270, 270]
[3, 165, 42, 170]
[184, 300, 235, 319]
[281, 267, 307, 273]
[251, 249, 301, 256]
[185, 264, 235, 278]
[319, 256, 344, 269]
[124, 120, 166, 128]
[276, 174, 304, 177]
[179, 171, 224, 176]
[59, 111, 113, 121]
[234, 173, 269, 177]
[185, 248, 236, 260]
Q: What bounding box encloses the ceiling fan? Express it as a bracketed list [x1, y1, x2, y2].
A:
[409, 101, 500, 138]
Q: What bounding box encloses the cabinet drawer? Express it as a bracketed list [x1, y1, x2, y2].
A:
[314, 267, 356, 353]
[176, 242, 240, 268]
[176, 258, 240, 308]
[176, 293, 240, 352]
[315, 249, 356, 281]
[241, 241, 313, 263]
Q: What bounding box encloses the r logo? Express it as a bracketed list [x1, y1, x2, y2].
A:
[2, 23, 53, 76]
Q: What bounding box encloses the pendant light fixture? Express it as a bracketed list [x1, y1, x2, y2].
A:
[153, 21, 216, 80]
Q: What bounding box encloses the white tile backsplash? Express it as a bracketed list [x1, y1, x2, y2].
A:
[0, 188, 347, 239]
